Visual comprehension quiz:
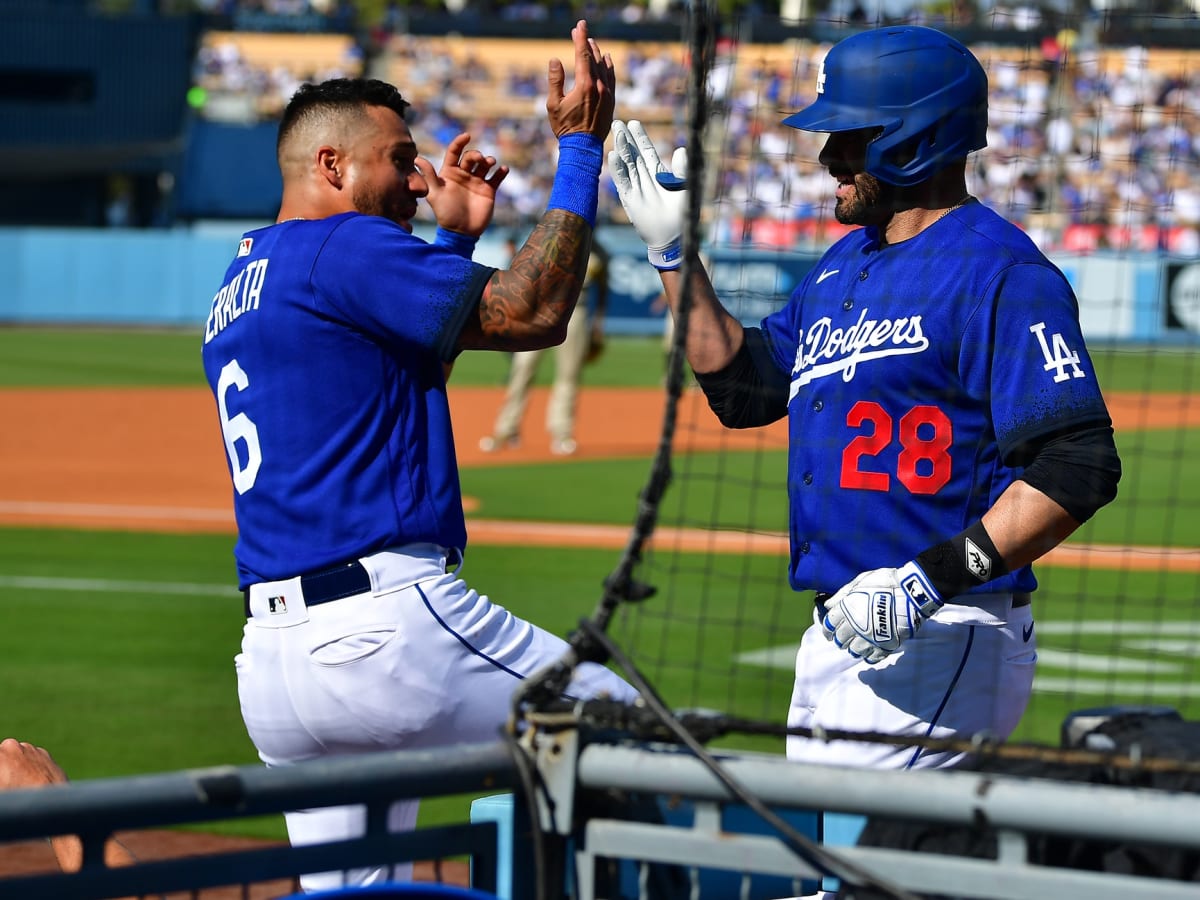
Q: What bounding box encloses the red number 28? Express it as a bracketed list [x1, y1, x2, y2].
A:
[840, 400, 952, 495]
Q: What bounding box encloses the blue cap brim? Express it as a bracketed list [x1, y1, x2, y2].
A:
[782, 101, 891, 134]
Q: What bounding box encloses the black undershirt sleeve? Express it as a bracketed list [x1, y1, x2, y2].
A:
[692, 328, 790, 429]
[1010, 424, 1122, 523]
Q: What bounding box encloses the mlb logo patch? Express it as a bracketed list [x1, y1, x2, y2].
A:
[268, 595, 287, 614]
[237, 237, 253, 257]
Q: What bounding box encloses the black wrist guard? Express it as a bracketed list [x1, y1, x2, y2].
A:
[915, 520, 1009, 601]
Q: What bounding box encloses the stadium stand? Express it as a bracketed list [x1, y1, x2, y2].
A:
[192, 30, 365, 121]
[384, 36, 683, 124]
[172, 7, 1200, 254]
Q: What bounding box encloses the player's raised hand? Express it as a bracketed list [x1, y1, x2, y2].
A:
[418, 132, 509, 238]
[608, 119, 688, 269]
[819, 562, 944, 664]
[546, 19, 615, 140]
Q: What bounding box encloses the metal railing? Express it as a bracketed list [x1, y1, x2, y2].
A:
[0, 741, 517, 899]
[3, 730, 1200, 899]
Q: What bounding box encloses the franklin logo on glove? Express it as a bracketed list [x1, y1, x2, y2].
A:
[820, 561, 945, 664]
[873, 592, 893, 643]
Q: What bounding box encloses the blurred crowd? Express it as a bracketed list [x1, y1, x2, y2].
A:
[190, 32, 364, 120]
[189, 7, 1200, 254]
[705, 38, 1200, 254]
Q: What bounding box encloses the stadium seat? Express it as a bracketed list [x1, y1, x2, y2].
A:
[281, 884, 499, 899]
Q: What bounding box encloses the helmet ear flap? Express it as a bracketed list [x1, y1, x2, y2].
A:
[885, 129, 935, 173]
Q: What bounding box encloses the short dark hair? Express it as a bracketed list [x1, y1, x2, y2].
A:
[277, 78, 411, 156]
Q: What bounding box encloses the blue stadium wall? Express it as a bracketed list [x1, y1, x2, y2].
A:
[0, 225, 1191, 342]
[0, 224, 812, 334]
[176, 121, 283, 221]
[0, 10, 195, 158]
[0, 8, 198, 226]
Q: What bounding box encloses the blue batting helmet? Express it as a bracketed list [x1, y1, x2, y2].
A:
[782, 26, 988, 187]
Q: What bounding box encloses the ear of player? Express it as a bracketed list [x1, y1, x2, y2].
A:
[817, 561, 945, 664]
[607, 119, 688, 270]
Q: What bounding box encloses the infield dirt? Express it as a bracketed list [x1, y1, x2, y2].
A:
[0, 384, 1196, 569]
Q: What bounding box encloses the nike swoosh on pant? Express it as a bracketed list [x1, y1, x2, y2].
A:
[1022, 622, 1035, 642]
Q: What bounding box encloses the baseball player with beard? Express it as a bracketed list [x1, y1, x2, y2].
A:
[201, 21, 636, 893]
[609, 25, 1120, 773]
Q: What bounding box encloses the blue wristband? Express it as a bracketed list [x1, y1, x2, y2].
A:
[546, 133, 602, 227]
[433, 227, 479, 259]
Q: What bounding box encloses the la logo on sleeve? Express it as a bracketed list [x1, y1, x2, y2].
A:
[1029, 322, 1084, 382]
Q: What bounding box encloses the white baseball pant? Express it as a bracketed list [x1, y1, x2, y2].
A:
[237, 543, 637, 892]
[787, 592, 1037, 769]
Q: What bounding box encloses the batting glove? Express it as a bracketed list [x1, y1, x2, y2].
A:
[819, 561, 944, 664]
[608, 119, 687, 270]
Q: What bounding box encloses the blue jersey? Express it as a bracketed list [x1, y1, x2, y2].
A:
[759, 200, 1111, 596]
[201, 213, 495, 589]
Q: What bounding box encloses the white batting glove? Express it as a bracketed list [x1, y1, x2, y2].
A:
[818, 562, 944, 664]
[608, 119, 687, 270]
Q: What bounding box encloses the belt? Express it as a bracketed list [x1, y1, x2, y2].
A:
[242, 560, 371, 618]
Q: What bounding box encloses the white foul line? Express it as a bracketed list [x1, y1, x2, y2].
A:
[737, 625, 1200, 699]
[0, 500, 232, 523]
[0, 575, 236, 597]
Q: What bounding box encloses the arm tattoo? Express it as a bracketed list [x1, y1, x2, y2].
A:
[465, 210, 591, 351]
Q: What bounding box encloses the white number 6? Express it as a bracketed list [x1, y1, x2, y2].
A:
[217, 359, 262, 495]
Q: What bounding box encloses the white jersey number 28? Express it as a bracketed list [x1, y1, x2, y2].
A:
[216, 359, 262, 495]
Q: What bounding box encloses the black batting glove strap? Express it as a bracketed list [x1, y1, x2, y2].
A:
[914, 519, 1009, 601]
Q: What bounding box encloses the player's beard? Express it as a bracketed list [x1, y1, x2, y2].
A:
[833, 172, 889, 227]
[353, 183, 413, 231]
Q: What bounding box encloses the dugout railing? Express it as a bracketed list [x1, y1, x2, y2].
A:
[544, 730, 1200, 900]
[0, 741, 516, 900]
[3, 727, 1200, 899]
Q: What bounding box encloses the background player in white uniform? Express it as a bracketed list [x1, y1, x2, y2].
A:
[609, 25, 1121, 771]
[200, 21, 636, 892]
[481, 238, 608, 455]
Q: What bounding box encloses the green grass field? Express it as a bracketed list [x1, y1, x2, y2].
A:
[1, 326, 1198, 840]
[4, 326, 1198, 393]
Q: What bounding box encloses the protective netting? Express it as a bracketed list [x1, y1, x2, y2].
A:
[520, 4, 1200, 777]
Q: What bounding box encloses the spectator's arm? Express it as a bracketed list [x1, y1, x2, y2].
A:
[0, 739, 137, 874]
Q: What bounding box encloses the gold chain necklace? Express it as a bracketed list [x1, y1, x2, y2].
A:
[880, 196, 973, 249]
[932, 194, 973, 225]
